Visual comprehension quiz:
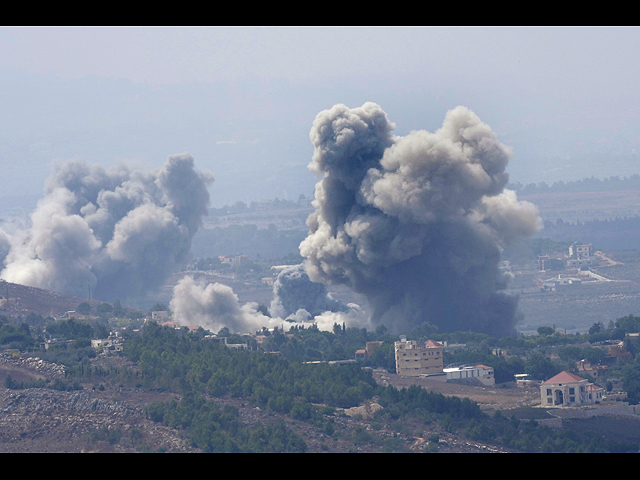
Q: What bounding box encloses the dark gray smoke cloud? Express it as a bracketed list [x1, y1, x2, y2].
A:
[299, 102, 541, 336]
[0, 153, 213, 302]
[269, 263, 348, 319]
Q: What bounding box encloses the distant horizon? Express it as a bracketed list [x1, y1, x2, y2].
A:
[2, 28, 640, 208]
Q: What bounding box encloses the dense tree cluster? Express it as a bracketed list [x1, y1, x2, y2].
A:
[0, 316, 35, 351]
[147, 393, 307, 453]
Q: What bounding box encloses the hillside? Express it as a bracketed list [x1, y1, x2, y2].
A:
[0, 281, 101, 318]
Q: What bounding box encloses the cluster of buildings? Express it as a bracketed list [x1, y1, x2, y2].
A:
[538, 242, 595, 274]
[388, 335, 629, 408]
[392, 336, 496, 387]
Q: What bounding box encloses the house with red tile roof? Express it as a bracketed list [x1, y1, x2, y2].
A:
[541, 371, 604, 406]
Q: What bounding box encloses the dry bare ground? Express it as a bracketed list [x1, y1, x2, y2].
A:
[0, 354, 522, 453]
[371, 369, 541, 412]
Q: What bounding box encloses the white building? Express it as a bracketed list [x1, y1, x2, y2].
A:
[540, 371, 604, 406]
[219, 254, 249, 267]
[444, 364, 495, 387]
[567, 242, 594, 268]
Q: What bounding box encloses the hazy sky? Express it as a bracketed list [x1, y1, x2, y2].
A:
[1, 27, 640, 206]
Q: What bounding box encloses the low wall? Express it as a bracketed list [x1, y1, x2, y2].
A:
[548, 402, 640, 420]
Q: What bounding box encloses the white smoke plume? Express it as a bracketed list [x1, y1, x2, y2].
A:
[0, 153, 213, 302]
[170, 269, 370, 334]
[170, 275, 282, 334]
[299, 102, 541, 336]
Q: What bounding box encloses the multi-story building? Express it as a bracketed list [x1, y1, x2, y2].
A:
[394, 337, 443, 377]
[567, 242, 594, 268]
[569, 242, 594, 260]
[540, 370, 604, 406]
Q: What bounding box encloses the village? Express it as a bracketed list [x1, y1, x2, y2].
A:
[2, 236, 640, 452]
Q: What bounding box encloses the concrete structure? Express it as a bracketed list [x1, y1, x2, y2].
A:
[160, 321, 180, 329]
[569, 242, 594, 260]
[219, 254, 249, 267]
[151, 310, 170, 321]
[567, 242, 594, 268]
[394, 338, 443, 377]
[543, 274, 582, 291]
[91, 338, 124, 354]
[444, 364, 495, 387]
[576, 359, 609, 381]
[541, 371, 604, 406]
[356, 341, 383, 360]
[538, 255, 564, 271]
[607, 341, 633, 363]
[515, 373, 536, 388]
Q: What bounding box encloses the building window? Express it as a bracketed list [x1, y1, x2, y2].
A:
[570, 396, 575, 403]
[569, 388, 575, 395]
[547, 389, 552, 396]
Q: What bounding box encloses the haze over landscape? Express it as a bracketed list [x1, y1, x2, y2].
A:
[4, 27, 640, 454]
[1, 27, 640, 207]
[2, 27, 640, 335]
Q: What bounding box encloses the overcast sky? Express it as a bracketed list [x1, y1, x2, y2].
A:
[1, 27, 640, 206]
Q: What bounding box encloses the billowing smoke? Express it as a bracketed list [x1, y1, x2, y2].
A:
[299, 102, 541, 336]
[0, 153, 213, 302]
[0, 229, 11, 270]
[269, 263, 348, 319]
[169, 272, 369, 333]
[170, 275, 281, 333]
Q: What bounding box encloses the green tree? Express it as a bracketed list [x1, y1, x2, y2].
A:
[526, 353, 562, 381]
[112, 299, 125, 317]
[589, 322, 603, 335]
[150, 302, 167, 312]
[537, 326, 555, 336]
[76, 302, 91, 315]
[96, 303, 113, 314]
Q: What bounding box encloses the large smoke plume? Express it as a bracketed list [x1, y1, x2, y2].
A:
[299, 102, 541, 336]
[0, 153, 213, 302]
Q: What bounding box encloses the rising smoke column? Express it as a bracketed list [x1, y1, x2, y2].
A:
[170, 275, 278, 334]
[269, 263, 348, 319]
[299, 102, 541, 336]
[0, 153, 213, 301]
